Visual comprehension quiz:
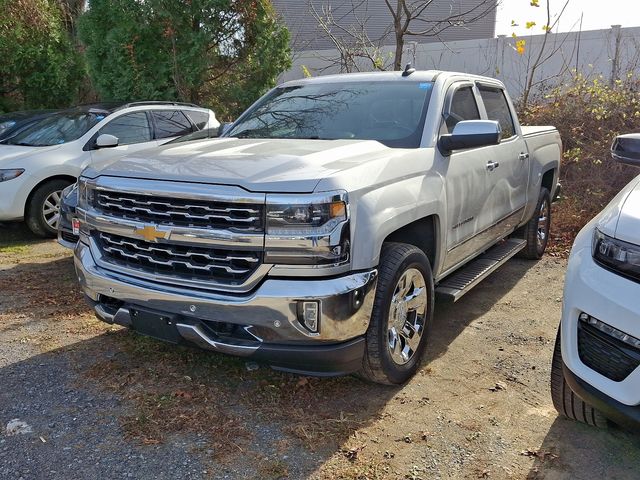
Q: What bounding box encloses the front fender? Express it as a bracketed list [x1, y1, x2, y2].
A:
[349, 174, 445, 271]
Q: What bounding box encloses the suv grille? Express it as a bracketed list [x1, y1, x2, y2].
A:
[578, 321, 640, 382]
[94, 190, 264, 232]
[95, 232, 261, 284]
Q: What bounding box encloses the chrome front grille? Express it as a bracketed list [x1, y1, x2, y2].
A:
[94, 190, 264, 232]
[95, 231, 262, 284]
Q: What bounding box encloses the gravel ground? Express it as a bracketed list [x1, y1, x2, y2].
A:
[1, 222, 639, 479]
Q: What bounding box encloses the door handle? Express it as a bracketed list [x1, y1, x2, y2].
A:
[486, 161, 500, 171]
[519, 152, 529, 161]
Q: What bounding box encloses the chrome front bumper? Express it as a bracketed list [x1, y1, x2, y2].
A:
[75, 241, 378, 346]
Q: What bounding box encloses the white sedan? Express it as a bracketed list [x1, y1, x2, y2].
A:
[0, 102, 218, 237]
[552, 133, 640, 429]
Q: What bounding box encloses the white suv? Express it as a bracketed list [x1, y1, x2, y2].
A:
[0, 102, 218, 237]
[552, 133, 640, 429]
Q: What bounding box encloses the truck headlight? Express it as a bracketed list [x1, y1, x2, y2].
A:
[592, 228, 640, 282]
[0, 169, 25, 182]
[265, 192, 350, 265]
[77, 178, 96, 211]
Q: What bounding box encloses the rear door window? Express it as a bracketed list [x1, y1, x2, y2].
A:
[445, 86, 480, 133]
[184, 110, 210, 130]
[153, 110, 194, 139]
[478, 86, 516, 138]
[99, 112, 152, 145]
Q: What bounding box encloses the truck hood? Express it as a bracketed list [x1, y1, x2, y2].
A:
[83, 138, 391, 193]
[597, 174, 640, 244]
[0, 144, 62, 165]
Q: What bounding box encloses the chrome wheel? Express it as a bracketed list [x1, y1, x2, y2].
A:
[42, 190, 62, 230]
[536, 198, 550, 249]
[387, 268, 427, 365]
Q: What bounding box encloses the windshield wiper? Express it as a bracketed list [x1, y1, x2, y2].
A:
[233, 129, 267, 138]
[2, 141, 35, 147]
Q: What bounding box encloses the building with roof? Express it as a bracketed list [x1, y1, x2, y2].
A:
[272, 0, 498, 52]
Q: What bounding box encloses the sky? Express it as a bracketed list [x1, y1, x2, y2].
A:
[495, 0, 640, 37]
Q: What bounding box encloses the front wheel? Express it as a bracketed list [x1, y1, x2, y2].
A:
[359, 243, 434, 385]
[550, 327, 608, 428]
[26, 179, 72, 238]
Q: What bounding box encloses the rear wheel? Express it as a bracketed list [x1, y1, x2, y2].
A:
[550, 327, 608, 428]
[517, 187, 551, 259]
[359, 243, 434, 385]
[26, 179, 72, 238]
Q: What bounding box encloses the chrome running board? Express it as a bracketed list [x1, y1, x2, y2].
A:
[436, 238, 527, 303]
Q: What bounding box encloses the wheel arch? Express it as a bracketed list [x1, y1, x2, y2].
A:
[541, 168, 556, 196]
[25, 175, 76, 216]
[382, 214, 439, 268]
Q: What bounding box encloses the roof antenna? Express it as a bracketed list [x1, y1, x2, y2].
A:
[402, 63, 416, 77]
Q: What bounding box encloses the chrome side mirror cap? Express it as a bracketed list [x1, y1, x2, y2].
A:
[439, 120, 502, 154]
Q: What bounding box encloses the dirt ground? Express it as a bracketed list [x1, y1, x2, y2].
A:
[1, 222, 639, 480]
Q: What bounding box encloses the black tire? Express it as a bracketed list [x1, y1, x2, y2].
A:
[517, 187, 551, 259]
[25, 179, 72, 238]
[359, 243, 435, 385]
[550, 327, 608, 428]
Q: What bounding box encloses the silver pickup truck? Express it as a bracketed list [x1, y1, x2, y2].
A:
[74, 70, 561, 384]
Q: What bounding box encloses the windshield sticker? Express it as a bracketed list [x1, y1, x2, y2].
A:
[96, 115, 105, 121]
[419, 83, 430, 89]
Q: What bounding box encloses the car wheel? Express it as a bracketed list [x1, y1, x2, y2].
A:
[518, 187, 551, 259]
[26, 179, 72, 238]
[358, 243, 434, 385]
[550, 327, 608, 428]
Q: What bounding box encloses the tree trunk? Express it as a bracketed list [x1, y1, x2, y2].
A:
[394, 34, 404, 70]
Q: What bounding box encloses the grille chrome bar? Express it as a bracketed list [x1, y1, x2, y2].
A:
[95, 231, 262, 282]
[95, 191, 264, 231]
[82, 210, 264, 249]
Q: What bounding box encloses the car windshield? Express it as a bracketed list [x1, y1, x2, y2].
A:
[1, 111, 105, 146]
[226, 80, 434, 148]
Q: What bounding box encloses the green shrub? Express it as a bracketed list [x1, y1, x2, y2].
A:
[0, 0, 85, 110]
[520, 74, 640, 253]
[78, 0, 291, 120]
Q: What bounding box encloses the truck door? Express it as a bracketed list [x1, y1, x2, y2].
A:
[476, 85, 529, 238]
[440, 82, 496, 272]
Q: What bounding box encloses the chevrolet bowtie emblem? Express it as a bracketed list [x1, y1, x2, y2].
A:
[134, 225, 168, 242]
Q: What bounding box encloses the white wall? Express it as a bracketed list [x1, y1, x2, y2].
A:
[280, 25, 640, 100]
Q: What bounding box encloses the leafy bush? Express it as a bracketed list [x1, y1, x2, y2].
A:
[0, 0, 85, 111]
[520, 74, 640, 253]
[78, 0, 291, 120]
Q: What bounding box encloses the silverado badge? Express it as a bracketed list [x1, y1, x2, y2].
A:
[133, 225, 168, 242]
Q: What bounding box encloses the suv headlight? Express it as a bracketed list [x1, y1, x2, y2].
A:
[592, 228, 640, 282]
[265, 192, 350, 265]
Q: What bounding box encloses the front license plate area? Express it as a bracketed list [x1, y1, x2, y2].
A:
[130, 309, 182, 344]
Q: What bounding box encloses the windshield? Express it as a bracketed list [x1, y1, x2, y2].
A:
[226, 81, 434, 148]
[2, 111, 105, 146]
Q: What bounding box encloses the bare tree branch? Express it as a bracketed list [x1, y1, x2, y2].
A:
[309, 0, 498, 71]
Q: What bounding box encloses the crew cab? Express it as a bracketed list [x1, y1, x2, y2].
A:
[73, 70, 561, 384]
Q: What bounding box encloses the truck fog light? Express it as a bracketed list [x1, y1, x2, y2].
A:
[298, 301, 320, 333]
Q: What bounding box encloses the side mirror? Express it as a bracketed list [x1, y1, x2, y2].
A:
[439, 120, 502, 154]
[219, 122, 233, 136]
[95, 133, 119, 149]
[611, 133, 640, 167]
